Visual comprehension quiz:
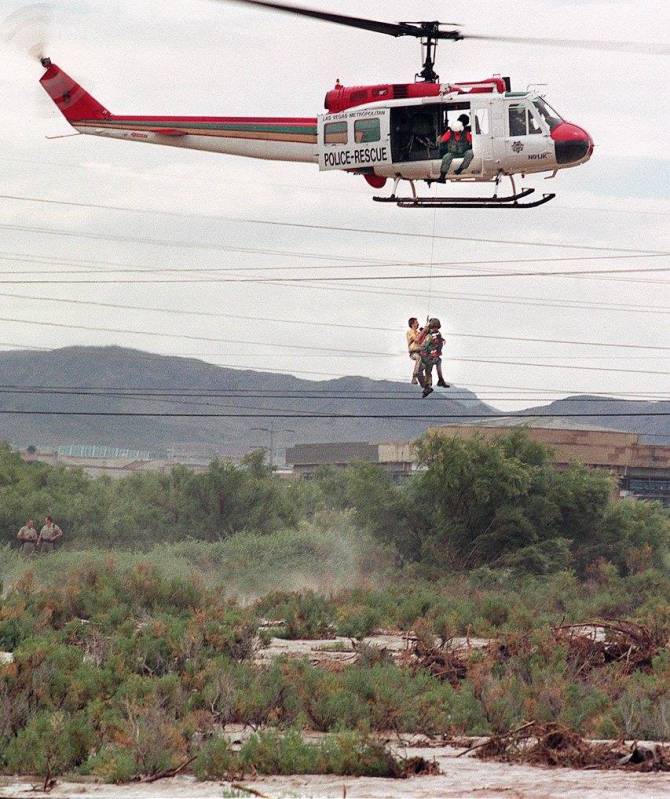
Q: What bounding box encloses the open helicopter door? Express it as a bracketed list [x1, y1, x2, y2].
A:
[471, 103, 497, 179]
[317, 108, 392, 173]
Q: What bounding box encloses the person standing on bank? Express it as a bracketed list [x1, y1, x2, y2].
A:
[17, 519, 38, 556]
[38, 515, 63, 553]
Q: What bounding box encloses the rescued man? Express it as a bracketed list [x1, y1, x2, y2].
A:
[439, 118, 474, 179]
[417, 318, 450, 398]
[16, 518, 38, 556]
[38, 515, 63, 553]
[406, 317, 424, 385]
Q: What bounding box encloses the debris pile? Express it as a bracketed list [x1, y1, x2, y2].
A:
[408, 640, 468, 686]
[471, 721, 670, 772]
[396, 755, 440, 778]
[555, 620, 667, 675]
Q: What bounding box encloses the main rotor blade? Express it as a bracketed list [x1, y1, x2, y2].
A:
[218, 0, 420, 37]
[465, 33, 670, 55]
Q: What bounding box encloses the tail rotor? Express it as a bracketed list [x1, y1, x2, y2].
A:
[2, 3, 53, 63]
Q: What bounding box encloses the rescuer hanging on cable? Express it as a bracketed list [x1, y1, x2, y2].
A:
[416, 318, 449, 398]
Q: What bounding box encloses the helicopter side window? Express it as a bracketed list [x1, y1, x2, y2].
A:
[354, 118, 381, 144]
[324, 121, 348, 145]
[509, 105, 527, 137]
[475, 108, 489, 135]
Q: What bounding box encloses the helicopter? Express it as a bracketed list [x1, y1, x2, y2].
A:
[34, 1, 668, 209]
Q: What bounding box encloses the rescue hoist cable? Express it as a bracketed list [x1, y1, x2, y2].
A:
[426, 207, 438, 320]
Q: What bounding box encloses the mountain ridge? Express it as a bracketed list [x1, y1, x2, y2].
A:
[0, 346, 495, 455]
[0, 347, 665, 455]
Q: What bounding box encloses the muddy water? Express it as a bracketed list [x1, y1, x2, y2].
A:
[2, 745, 668, 799]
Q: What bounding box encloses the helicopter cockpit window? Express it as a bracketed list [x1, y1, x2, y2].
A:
[324, 121, 348, 145]
[528, 108, 543, 135]
[509, 105, 528, 137]
[533, 98, 563, 131]
[354, 118, 381, 143]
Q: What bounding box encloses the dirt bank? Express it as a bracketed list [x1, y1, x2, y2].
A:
[254, 631, 491, 667]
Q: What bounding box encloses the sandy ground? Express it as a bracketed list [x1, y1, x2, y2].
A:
[254, 632, 491, 667]
[2, 743, 669, 799]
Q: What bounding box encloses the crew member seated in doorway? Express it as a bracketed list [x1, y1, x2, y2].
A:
[439, 120, 473, 179]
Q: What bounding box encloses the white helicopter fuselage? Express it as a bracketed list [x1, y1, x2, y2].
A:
[316, 88, 593, 183]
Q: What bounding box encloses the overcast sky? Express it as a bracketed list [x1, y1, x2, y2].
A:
[0, 0, 669, 410]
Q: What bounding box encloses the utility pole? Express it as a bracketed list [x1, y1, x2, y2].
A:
[251, 421, 295, 469]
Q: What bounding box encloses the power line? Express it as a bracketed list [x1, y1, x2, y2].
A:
[1, 193, 667, 255]
[2, 249, 667, 277]
[3, 387, 670, 404]
[0, 244, 429, 272]
[447, 358, 670, 376]
[3, 159, 669, 218]
[1, 410, 670, 419]
[1, 297, 670, 353]
[0, 315, 376, 354]
[2, 264, 670, 286]
[4, 282, 670, 325]
[255, 278, 670, 313]
[4, 339, 670, 388]
[5, 325, 670, 374]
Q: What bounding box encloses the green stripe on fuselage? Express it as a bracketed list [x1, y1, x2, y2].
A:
[103, 120, 318, 136]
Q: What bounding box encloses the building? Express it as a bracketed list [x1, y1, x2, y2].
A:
[20, 449, 212, 479]
[431, 421, 670, 504]
[286, 423, 670, 504]
[285, 441, 416, 482]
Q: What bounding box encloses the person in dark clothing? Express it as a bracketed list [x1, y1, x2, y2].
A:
[417, 318, 449, 398]
[439, 120, 474, 178]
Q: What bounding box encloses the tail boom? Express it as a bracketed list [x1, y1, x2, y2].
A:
[39, 62, 318, 163]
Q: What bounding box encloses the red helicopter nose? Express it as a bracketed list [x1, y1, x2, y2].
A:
[551, 122, 593, 164]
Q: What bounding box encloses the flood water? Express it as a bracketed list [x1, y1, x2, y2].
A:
[2, 743, 668, 799]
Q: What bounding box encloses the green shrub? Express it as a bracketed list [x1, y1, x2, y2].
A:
[240, 728, 318, 775]
[257, 592, 334, 640]
[480, 596, 510, 628]
[238, 729, 404, 778]
[3, 711, 93, 778]
[193, 737, 235, 780]
[336, 605, 382, 639]
[83, 746, 139, 783]
[319, 731, 404, 777]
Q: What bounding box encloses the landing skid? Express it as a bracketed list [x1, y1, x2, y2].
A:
[400, 192, 555, 209]
[374, 188, 535, 204]
[372, 176, 556, 209]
